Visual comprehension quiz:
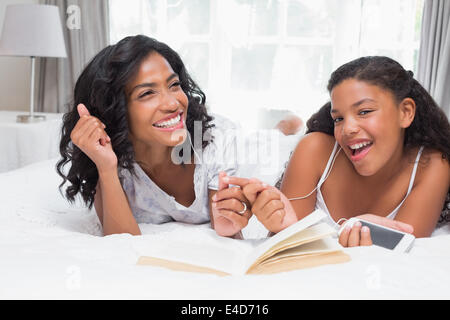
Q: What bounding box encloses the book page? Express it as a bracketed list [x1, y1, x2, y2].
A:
[258, 237, 342, 265]
[134, 228, 256, 275]
[247, 251, 351, 275]
[137, 256, 230, 276]
[253, 223, 337, 265]
[243, 209, 327, 271]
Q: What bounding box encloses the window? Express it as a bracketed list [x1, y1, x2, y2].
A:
[109, 0, 424, 128]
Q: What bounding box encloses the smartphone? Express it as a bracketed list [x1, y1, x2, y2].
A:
[338, 218, 415, 252]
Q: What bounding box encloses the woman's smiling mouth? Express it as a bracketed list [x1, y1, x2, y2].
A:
[152, 111, 184, 131]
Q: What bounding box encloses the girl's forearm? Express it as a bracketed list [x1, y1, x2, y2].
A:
[98, 169, 141, 236]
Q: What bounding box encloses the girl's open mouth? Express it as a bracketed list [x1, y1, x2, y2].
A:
[348, 141, 373, 162]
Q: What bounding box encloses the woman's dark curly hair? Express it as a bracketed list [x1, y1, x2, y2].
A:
[306, 56, 450, 222]
[56, 35, 214, 209]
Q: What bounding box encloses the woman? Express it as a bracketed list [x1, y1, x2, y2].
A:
[57, 35, 252, 237]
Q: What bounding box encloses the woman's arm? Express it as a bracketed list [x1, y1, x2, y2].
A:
[94, 181, 104, 224]
[395, 151, 450, 237]
[208, 172, 252, 238]
[209, 189, 243, 239]
[72, 103, 140, 236]
[95, 169, 141, 236]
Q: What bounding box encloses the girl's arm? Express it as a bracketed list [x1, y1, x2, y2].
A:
[395, 150, 450, 237]
[339, 150, 448, 246]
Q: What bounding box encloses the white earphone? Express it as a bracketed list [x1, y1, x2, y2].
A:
[287, 147, 342, 201]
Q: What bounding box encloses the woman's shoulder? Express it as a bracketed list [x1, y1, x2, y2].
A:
[117, 163, 140, 190]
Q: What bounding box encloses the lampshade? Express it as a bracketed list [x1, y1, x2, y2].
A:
[0, 4, 67, 58]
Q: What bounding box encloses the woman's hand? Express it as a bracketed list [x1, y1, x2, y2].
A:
[211, 172, 252, 238]
[225, 176, 298, 234]
[338, 214, 414, 247]
[70, 103, 118, 173]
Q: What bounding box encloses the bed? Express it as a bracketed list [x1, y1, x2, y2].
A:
[1, 132, 450, 300]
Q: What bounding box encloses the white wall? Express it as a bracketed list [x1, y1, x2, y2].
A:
[0, 0, 39, 111]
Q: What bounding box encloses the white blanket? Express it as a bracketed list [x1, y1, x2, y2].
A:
[1, 158, 450, 299]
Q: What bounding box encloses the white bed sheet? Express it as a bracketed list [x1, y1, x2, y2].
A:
[1, 158, 450, 300]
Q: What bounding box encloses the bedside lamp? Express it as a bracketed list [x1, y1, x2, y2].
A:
[0, 4, 67, 123]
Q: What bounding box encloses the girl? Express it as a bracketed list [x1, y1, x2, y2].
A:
[57, 35, 252, 237]
[225, 56, 450, 246]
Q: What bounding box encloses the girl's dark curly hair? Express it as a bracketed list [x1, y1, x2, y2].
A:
[56, 35, 214, 209]
[306, 56, 450, 222]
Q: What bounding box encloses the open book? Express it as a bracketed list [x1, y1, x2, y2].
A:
[136, 209, 350, 275]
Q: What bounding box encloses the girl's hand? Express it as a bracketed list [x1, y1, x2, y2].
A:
[70, 103, 118, 173]
[225, 177, 298, 234]
[250, 184, 298, 233]
[211, 172, 252, 238]
[338, 220, 373, 247]
[338, 214, 414, 247]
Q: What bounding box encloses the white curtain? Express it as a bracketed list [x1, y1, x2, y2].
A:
[37, 0, 110, 113]
[109, 0, 423, 128]
[417, 0, 450, 117]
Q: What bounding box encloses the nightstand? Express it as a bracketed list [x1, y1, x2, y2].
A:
[0, 111, 63, 172]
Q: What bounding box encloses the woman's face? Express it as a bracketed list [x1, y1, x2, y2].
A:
[126, 52, 189, 149]
[330, 79, 410, 176]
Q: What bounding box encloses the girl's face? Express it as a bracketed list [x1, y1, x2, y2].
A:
[125, 52, 189, 149]
[330, 79, 414, 176]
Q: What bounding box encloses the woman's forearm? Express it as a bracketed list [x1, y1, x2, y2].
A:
[98, 169, 141, 236]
